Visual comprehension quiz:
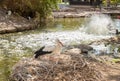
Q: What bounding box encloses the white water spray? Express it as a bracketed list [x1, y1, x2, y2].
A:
[83, 14, 116, 35]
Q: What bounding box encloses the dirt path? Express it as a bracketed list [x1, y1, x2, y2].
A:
[106, 64, 120, 81]
[95, 62, 120, 81]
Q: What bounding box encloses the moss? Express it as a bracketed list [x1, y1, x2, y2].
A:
[111, 58, 120, 63]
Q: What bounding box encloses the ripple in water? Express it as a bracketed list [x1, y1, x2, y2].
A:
[14, 31, 111, 51]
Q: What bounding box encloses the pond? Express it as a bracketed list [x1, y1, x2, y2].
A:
[0, 14, 119, 81]
[0, 18, 85, 81]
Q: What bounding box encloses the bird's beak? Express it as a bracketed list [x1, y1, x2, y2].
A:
[59, 41, 64, 46]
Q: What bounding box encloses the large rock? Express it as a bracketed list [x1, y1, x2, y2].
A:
[0, 9, 36, 34]
[66, 44, 93, 54]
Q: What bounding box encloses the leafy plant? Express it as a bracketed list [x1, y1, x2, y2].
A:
[1, 0, 59, 21]
[102, 0, 119, 7]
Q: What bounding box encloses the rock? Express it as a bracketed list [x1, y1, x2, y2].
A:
[74, 44, 93, 50]
[65, 13, 74, 18]
[65, 44, 93, 54]
[0, 9, 36, 34]
[73, 44, 93, 53]
[7, 10, 12, 16]
[0, 28, 6, 34]
[5, 26, 17, 33]
[113, 53, 120, 58]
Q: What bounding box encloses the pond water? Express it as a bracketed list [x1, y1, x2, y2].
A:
[0, 15, 119, 81]
[0, 18, 85, 81]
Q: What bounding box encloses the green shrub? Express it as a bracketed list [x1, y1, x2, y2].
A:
[1, 0, 59, 21]
[102, 0, 119, 6]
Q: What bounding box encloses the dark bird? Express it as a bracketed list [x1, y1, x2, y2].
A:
[34, 39, 63, 58]
[116, 29, 120, 35]
[34, 46, 52, 58]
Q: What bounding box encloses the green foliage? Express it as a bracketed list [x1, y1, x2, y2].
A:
[118, 0, 120, 3]
[102, 0, 119, 6]
[1, 0, 59, 20]
[111, 58, 120, 63]
[30, 0, 59, 19]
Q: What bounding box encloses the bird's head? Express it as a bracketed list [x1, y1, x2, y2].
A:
[56, 39, 64, 46]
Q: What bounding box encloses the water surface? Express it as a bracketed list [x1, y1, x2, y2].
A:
[0, 16, 119, 81]
[0, 18, 84, 81]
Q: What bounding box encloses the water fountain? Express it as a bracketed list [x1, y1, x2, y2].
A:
[80, 13, 120, 55]
[114, 19, 120, 30]
[83, 13, 116, 35]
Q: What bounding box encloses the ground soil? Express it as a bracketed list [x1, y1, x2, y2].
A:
[11, 54, 120, 81]
[88, 36, 120, 81]
[89, 58, 120, 81]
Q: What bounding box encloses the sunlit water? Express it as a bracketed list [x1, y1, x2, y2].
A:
[0, 14, 120, 80]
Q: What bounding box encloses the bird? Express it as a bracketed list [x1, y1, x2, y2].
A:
[52, 39, 64, 55]
[116, 29, 120, 35]
[34, 46, 52, 58]
[34, 39, 64, 58]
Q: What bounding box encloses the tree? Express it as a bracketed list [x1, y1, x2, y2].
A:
[103, 0, 120, 7]
[106, 0, 111, 7]
[30, 0, 59, 21]
[1, 0, 59, 21]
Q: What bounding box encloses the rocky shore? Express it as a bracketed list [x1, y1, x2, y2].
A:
[0, 9, 36, 34]
[0, 5, 120, 34]
[53, 5, 120, 18]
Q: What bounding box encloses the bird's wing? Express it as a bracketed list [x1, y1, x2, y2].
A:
[34, 50, 52, 58]
[34, 46, 45, 54]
